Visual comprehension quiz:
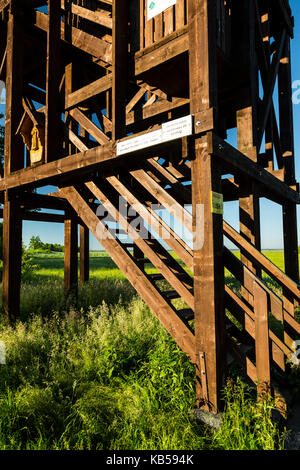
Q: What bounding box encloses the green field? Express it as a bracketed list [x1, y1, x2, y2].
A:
[0, 250, 294, 450]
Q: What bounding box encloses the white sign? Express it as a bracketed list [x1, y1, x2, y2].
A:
[161, 115, 193, 143]
[147, 0, 177, 20]
[116, 115, 193, 156]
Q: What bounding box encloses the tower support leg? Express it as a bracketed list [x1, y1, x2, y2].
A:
[2, 197, 22, 323]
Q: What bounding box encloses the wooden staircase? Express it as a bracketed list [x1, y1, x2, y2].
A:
[1, 0, 299, 415]
[58, 155, 300, 411]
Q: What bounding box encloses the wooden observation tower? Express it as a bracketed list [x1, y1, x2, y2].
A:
[1, 0, 300, 413]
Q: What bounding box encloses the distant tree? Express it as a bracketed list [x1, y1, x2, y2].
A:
[28, 235, 64, 253]
[29, 235, 44, 251]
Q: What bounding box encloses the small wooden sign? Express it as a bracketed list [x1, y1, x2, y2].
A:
[211, 191, 223, 215]
[147, 0, 177, 20]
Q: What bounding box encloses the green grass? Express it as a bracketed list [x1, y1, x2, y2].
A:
[0, 251, 289, 450]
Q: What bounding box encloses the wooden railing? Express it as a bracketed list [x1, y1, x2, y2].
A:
[223, 221, 300, 397]
[139, 0, 188, 50]
[138, 0, 231, 54]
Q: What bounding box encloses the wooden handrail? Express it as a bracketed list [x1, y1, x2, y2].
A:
[223, 220, 300, 299]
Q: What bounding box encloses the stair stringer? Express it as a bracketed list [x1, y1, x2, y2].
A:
[59, 185, 196, 363]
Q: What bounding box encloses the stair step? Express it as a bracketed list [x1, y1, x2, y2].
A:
[177, 308, 194, 322]
[149, 273, 164, 281]
[149, 272, 190, 282]
[135, 258, 150, 264]
[163, 290, 181, 300]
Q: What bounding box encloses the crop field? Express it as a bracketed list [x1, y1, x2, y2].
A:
[0, 250, 296, 450]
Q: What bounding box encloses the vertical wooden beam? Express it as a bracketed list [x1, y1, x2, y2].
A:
[278, 35, 299, 285]
[237, 2, 261, 281]
[189, 0, 225, 412]
[4, 3, 24, 176]
[237, 107, 261, 279]
[191, 135, 226, 412]
[254, 282, 271, 398]
[64, 214, 78, 299]
[45, 0, 61, 162]
[3, 2, 24, 323]
[80, 224, 89, 283]
[65, 62, 78, 156]
[2, 197, 22, 323]
[112, 0, 128, 140]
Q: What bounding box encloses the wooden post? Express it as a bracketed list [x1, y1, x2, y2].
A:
[4, 3, 24, 176]
[278, 36, 299, 285]
[236, 1, 261, 282]
[112, 0, 128, 141]
[254, 281, 271, 398]
[64, 214, 78, 300]
[80, 224, 89, 283]
[45, 0, 61, 162]
[191, 135, 226, 412]
[189, 0, 225, 412]
[2, 197, 22, 323]
[2, 1, 24, 322]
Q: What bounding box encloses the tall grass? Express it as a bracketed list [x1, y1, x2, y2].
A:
[0, 282, 285, 450]
[0, 252, 288, 450]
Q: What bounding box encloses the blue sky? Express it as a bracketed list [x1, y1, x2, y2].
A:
[2, 3, 300, 249]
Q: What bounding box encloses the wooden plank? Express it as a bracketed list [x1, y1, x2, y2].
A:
[60, 185, 196, 361]
[212, 134, 300, 204]
[126, 96, 189, 127]
[0, 0, 10, 14]
[86, 180, 194, 309]
[175, 0, 186, 29]
[278, 36, 299, 285]
[126, 88, 146, 114]
[163, 6, 174, 37]
[64, 215, 78, 299]
[0, 136, 184, 192]
[189, 0, 224, 412]
[254, 281, 271, 396]
[34, 11, 112, 64]
[112, 0, 127, 140]
[135, 29, 188, 75]
[154, 13, 163, 43]
[80, 224, 89, 283]
[191, 134, 226, 412]
[61, 2, 113, 29]
[66, 74, 112, 110]
[106, 175, 193, 270]
[4, 6, 24, 175]
[223, 220, 300, 298]
[257, 30, 287, 149]
[45, 0, 61, 163]
[2, 198, 22, 322]
[70, 107, 110, 145]
[130, 169, 193, 233]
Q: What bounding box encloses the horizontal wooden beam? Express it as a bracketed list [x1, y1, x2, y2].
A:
[0, 133, 185, 191]
[34, 11, 112, 63]
[65, 74, 112, 109]
[212, 134, 300, 204]
[135, 29, 189, 76]
[61, 1, 113, 29]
